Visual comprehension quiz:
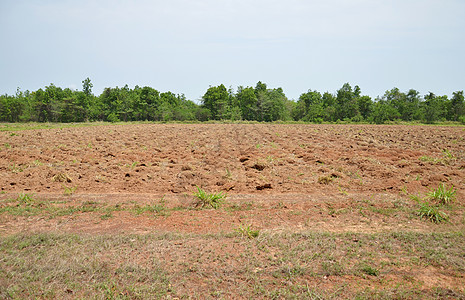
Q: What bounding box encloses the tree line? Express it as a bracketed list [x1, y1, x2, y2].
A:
[1, 78, 464, 124]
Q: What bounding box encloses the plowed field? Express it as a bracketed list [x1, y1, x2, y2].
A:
[1, 123, 464, 298]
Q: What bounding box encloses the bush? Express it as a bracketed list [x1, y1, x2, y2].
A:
[459, 115, 465, 125]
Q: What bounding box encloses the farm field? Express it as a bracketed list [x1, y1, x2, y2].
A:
[1, 123, 465, 299]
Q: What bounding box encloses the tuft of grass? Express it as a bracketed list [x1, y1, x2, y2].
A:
[16, 193, 36, 206]
[418, 201, 448, 223]
[192, 186, 226, 209]
[419, 149, 456, 165]
[52, 173, 72, 183]
[428, 183, 456, 205]
[236, 223, 260, 239]
[318, 175, 333, 185]
[358, 263, 380, 276]
[63, 186, 77, 196]
[132, 197, 169, 216]
[100, 212, 113, 220]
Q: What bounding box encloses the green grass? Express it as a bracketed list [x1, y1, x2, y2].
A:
[418, 201, 449, 223]
[235, 224, 260, 239]
[419, 149, 456, 165]
[63, 186, 77, 196]
[131, 197, 170, 216]
[192, 186, 227, 209]
[2, 120, 464, 133]
[428, 183, 456, 205]
[0, 194, 172, 218]
[410, 183, 457, 223]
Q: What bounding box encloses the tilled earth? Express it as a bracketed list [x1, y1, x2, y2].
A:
[1, 123, 464, 298]
[2, 123, 464, 196]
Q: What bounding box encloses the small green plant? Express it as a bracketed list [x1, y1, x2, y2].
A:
[442, 149, 454, 160]
[409, 193, 422, 202]
[63, 186, 77, 196]
[16, 193, 36, 206]
[318, 175, 333, 185]
[418, 201, 448, 223]
[9, 163, 23, 173]
[236, 223, 260, 239]
[223, 168, 232, 179]
[428, 183, 456, 205]
[193, 186, 226, 209]
[32, 160, 43, 166]
[359, 264, 379, 276]
[100, 212, 113, 220]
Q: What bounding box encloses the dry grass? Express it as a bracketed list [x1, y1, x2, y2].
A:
[1, 231, 464, 299]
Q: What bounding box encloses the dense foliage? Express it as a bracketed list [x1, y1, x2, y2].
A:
[1, 79, 464, 124]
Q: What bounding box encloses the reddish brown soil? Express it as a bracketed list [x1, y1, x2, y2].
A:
[1, 123, 464, 235]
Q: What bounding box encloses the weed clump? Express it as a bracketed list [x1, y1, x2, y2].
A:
[318, 175, 334, 185]
[236, 224, 260, 239]
[417, 201, 448, 223]
[193, 186, 226, 209]
[410, 183, 457, 223]
[428, 183, 456, 205]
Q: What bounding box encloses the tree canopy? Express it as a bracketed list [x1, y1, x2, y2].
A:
[1, 80, 464, 124]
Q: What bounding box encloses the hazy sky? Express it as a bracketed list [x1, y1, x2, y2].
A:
[1, 0, 464, 101]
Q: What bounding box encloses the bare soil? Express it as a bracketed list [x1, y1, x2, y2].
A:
[1, 123, 464, 298]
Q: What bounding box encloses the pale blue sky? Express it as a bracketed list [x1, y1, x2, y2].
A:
[1, 0, 464, 101]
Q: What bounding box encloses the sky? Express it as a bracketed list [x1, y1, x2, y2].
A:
[1, 0, 464, 101]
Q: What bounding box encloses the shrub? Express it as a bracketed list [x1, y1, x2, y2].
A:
[459, 115, 465, 125]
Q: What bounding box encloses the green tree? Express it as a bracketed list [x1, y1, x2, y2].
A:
[357, 96, 372, 120]
[335, 83, 359, 120]
[296, 90, 324, 122]
[82, 78, 93, 97]
[0, 92, 24, 122]
[423, 92, 447, 124]
[261, 87, 288, 121]
[139, 86, 160, 120]
[370, 99, 400, 124]
[448, 91, 464, 121]
[201, 84, 229, 120]
[236, 86, 257, 120]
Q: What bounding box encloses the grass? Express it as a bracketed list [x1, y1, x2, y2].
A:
[409, 183, 458, 223]
[192, 186, 227, 209]
[419, 149, 456, 165]
[1, 231, 464, 299]
[235, 223, 260, 239]
[318, 175, 334, 184]
[63, 185, 77, 196]
[428, 183, 456, 205]
[418, 201, 449, 223]
[1, 120, 465, 133]
[358, 263, 380, 276]
[0, 194, 172, 218]
[131, 197, 170, 216]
